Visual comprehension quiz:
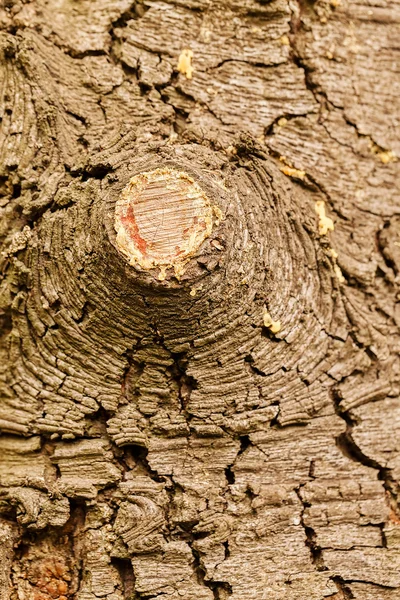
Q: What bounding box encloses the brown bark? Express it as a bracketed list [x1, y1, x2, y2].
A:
[0, 0, 399, 598]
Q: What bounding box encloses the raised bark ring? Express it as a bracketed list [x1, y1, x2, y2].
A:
[115, 168, 223, 281]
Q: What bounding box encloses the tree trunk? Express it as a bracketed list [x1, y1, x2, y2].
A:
[0, 0, 399, 598]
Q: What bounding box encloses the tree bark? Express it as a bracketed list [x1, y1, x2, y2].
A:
[0, 0, 399, 598]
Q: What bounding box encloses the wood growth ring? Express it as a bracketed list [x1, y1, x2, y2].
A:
[115, 168, 220, 280]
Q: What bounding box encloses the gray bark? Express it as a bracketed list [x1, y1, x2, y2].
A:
[0, 0, 399, 598]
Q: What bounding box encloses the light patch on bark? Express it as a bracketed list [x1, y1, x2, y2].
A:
[262, 307, 281, 333]
[177, 49, 194, 79]
[280, 164, 306, 180]
[315, 200, 334, 236]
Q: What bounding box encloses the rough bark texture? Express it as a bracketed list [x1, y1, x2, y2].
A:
[0, 0, 399, 598]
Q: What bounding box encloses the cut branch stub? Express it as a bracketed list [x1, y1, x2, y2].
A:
[114, 168, 222, 281]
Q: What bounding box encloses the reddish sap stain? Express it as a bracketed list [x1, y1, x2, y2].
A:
[120, 205, 148, 255]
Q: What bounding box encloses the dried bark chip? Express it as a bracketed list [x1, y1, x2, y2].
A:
[115, 168, 218, 280]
